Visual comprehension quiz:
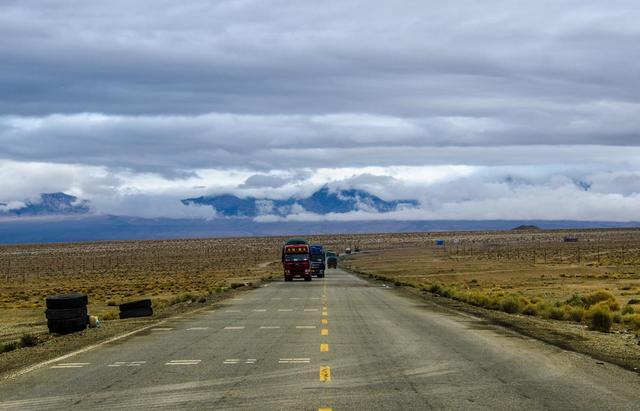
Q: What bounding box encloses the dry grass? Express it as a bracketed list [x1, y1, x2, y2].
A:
[0, 232, 432, 344]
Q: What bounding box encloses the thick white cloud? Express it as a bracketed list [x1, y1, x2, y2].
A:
[1, 1, 640, 221]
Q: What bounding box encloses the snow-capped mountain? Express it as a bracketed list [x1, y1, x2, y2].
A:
[182, 187, 419, 217]
[0, 193, 91, 217]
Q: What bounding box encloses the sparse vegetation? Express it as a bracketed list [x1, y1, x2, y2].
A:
[19, 334, 38, 347]
[585, 306, 613, 332]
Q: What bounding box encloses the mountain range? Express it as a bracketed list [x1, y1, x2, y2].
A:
[1, 190, 639, 244]
[0, 192, 90, 217]
[182, 187, 419, 217]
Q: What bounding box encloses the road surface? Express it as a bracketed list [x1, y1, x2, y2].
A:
[1, 269, 639, 410]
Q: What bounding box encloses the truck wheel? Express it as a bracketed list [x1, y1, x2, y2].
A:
[304, 276, 312, 281]
[285, 276, 293, 282]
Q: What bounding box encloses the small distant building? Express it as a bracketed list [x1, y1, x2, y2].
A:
[563, 236, 578, 242]
[435, 240, 445, 246]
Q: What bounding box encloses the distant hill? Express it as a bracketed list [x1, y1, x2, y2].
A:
[1, 217, 639, 244]
[182, 186, 419, 217]
[0, 193, 90, 217]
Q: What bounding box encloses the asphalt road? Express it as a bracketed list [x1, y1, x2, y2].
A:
[1, 269, 639, 410]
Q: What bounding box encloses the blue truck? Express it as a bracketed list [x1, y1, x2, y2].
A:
[309, 244, 326, 278]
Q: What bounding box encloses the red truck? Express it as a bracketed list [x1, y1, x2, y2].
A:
[283, 244, 312, 282]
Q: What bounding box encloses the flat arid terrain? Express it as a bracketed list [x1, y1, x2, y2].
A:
[2, 228, 640, 373]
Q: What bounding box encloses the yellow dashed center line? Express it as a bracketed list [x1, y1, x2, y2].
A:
[319, 277, 332, 408]
[320, 366, 331, 382]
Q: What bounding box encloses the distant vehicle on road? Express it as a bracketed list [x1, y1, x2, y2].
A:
[345, 247, 352, 254]
[309, 244, 326, 278]
[326, 250, 338, 269]
[283, 241, 311, 282]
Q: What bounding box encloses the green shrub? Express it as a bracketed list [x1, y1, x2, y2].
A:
[106, 300, 117, 306]
[467, 292, 490, 308]
[622, 305, 635, 315]
[566, 290, 620, 311]
[486, 296, 502, 311]
[585, 306, 613, 332]
[612, 312, 622, 323]
[566, 306, 584, 322]
[522, 304, 538, 316]
[545, 307, 566, 320]
[1, 341, 19, 353]
[500, 296, 524, 314]
[564, 294, 586, 307]
[429, 284, 442, 294]
[584, 290, 616, 307]
[20, 334, 38, 347]
[622, 314, 640, 330]
[627, 298, 640, 304]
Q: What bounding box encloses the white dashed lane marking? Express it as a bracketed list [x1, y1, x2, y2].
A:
[260, 326, 281, 329]
[253, 309, 267, 312]
[107, 361, 146, 367]
[224, 359, 257, 364]
[296, 326, 316, 329]
[150, 328, 173, 331]
[50, 363, 90, 369]
[304, 308, 319, 312]
[187, 327, 209, 330]
[278, 309, 293, 312]
[289, 297, 301, 300]
[279, 358, 311, 364]
[271, 298, 282, 300]
[224, 310, 242, 313]
[224, 326, 245, 330]
[166, 360, 201, 366]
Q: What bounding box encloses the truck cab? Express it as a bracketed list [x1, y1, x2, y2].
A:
[283, 243, 311, 282]
[309, 244, 326, 278]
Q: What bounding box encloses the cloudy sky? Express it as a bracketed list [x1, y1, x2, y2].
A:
[1, 0, 640, 220]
